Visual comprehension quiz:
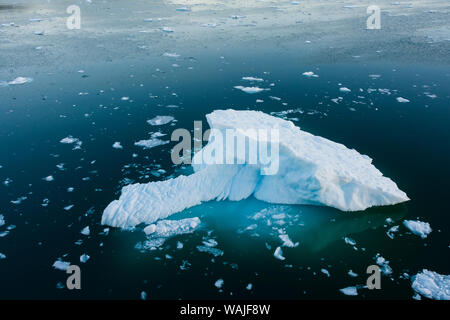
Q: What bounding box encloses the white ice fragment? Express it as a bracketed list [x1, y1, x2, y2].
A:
[340, 286, 358, 296]
[0, 253, 6, 259]
[396, 97, 410, 103]
[321, 268, 331, 277]
[348, 270, 358, 277]
[8, 77, 33, 85]
[141, 291, 147, 300]
[163, 52, 180, 58]
[147, 116, 174, 126]
[43, 175, 54, 182]
[274, 247, 285, 260]
[52, 260, 70, 271]
[0, 214, 5, 227]
[143, 217, 200, 237]
[246, 283, 253, 290]
[102, 109, 409, 229]
[134, 138, 169, 149]
[242, 76, 264, 82]
[279, 234, 296, 248]
[80, 226, 90, 236]
[215, 279, 224, 289]
[80, 254, 90, 263]
[339, 87, 351, 93]
[112, 142, 123, 149]
[302, 71, 319, 78]
[412, 270, 450, 300]
[375, 254, 393, 275]
[403, 220, 432, 239]
[234, 86, 266, 94]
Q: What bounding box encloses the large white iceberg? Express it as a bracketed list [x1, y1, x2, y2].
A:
[102, 109, 409, 229]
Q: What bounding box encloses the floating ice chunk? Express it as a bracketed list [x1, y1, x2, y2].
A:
[386, 225, 399, 239]
[234, 86, 266, 94]
[396, 97, 410, 103]
[8, 77, 33, 85]
[375, 254, 393, 275]
[0, 214, 4, 227]
[215, 279, 224, 289]
[242, 76, 264, 82]
[112, 142, 123, 149]
[80, 254, 90, 263]
[344, 237, 356, 246]
[60, 136, 82, 149]
[161, 27, 174, 33]
[246, 283, 253, 290]
[134, 138, 169, 149]
[321, 269, 331, 277]
[138, 218, 200, 250]
[147, 116, 174, 126]
[197, 245, 223, 257]
[274, 247, 285, 260]
[403, 220, 432, 239]
[43, 175, 54, 182]
[80, 226, 90, 236]
[102, 109, 409, 229]
[339, 87, 351, 93]
[176, 7, 191, 12]
[163, 52, 180, 58]
[279, 234, 297, 248]
[348, 270, 358, 277]
[340, 286, 358, 296]
[52, 260, 70, 271]
[64, 205, 74, 211]
[141, 291, 147, 300]
[302, 71, 319, 78]
[143, 217, 200, 237]
[412, 270, 450, 300]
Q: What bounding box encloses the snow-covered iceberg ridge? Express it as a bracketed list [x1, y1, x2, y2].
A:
[102, 109, 409, 229]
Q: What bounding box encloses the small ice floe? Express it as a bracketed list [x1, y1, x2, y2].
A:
[242, 76, 264, 82]
[34, 31, 44, 36]
[176, 7, 191, 12]
[344, 237, 356, 246]
[302, 71, 319, 78]
[339, 286, 358, 296]
[233, 86, 266, 94]
[339, 87, 351, 93]
[64, 205, 74, 211]
[199, 245, 225, 257]
[144, 217, 200, 237]
[274, 247, 285, 260]
[112, 142, 123, 149]
[60, 136, 82, 149]
[11, 196, 27, 205]
[348, 270, 358, 277]
[137, 217, 200, 251]
[403, 220, 432, 239]
[246, 283, 253, 290]
[121, 96, 130, 101]
[412, 270, 450, 300]
[386, 225, 399, 239]
[0, 253, 6, 259]
[374, 254, 393, 275]
[80, 226, 90, 236]
[80, 254, 90, 263]
[396, 97, 410, 103]
[279, 234, 297, 248]
[215, 279, 224, 289]
[180, 260, 191, 270]
[7, 77, 33, 85]
[321, 269, 331, 277]
[0, 214, 5, 227]
[256, 99, 264, 103]
[161, 27, 174, 33]
[52, 260, 70, 271]
[43, 175, 54, 182]
[134, 137, 169, 150]
[163, 52, 180, 58]
[147, 115, 174, 126]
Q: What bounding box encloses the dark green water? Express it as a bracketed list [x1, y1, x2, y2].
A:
[0, 50, 449, 299]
